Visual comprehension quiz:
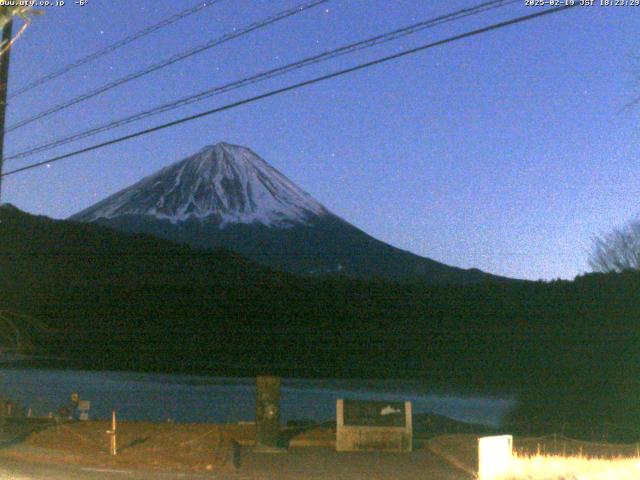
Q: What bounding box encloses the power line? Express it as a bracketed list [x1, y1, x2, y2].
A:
[6, 0, 519, 163]
[1, 4, 577, 179]
[8, 0, 224, 100]
[5, 0, 328, 133]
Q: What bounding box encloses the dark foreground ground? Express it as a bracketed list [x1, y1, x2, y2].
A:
[0, 446, 471, 480]
[0, 418, 474, 479]
[1, 418, 636, 480]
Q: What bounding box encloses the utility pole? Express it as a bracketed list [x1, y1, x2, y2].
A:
[0, 16, 12, 204]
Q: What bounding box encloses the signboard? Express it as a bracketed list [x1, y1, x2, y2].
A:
[336, 399, 412, 452]
[77, 400, 91, 421]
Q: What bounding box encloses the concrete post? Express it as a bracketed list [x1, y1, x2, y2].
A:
[255, 375, 285, 453]
[478, 435, 513, 480]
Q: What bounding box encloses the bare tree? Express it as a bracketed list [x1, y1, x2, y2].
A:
[589, 219, 640, 272]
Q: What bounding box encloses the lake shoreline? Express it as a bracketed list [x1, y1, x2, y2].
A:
[0, 367, 516, 428]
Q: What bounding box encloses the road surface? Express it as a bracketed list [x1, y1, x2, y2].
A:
[0, 446, 472, 479]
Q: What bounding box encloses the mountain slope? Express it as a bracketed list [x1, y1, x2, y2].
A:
[73, 143, 327, 227]
[71, 142, 506, 283]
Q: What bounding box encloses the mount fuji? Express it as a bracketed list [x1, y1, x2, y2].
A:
[71, 142, 502, 283]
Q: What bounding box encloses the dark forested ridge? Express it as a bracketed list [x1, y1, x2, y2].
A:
[2, 204, 638, 434]
[86, 213, 507, 284]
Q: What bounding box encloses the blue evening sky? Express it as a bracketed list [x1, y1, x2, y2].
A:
[3, 0, 638, 280]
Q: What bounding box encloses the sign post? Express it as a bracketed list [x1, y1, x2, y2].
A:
[77, 400, 91, 421]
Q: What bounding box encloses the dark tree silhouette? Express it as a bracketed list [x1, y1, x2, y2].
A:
[589, 219, 640, 272]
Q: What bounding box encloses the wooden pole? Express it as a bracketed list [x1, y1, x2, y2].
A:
[0, 16, 12, 203]
[109, 410, 117, 456]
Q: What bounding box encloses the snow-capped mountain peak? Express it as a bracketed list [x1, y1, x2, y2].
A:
[71, 142, 329, 227]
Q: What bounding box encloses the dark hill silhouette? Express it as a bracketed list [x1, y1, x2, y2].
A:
[2, 204, 638, 438]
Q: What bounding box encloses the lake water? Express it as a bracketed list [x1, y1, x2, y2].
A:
[0, 369, 515, 427]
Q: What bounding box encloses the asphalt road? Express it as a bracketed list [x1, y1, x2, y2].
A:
[0, 446, 473, 480]
[0, 457, 252, 480]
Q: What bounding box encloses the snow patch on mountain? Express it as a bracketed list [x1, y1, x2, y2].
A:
[72, 143, 329, 228]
